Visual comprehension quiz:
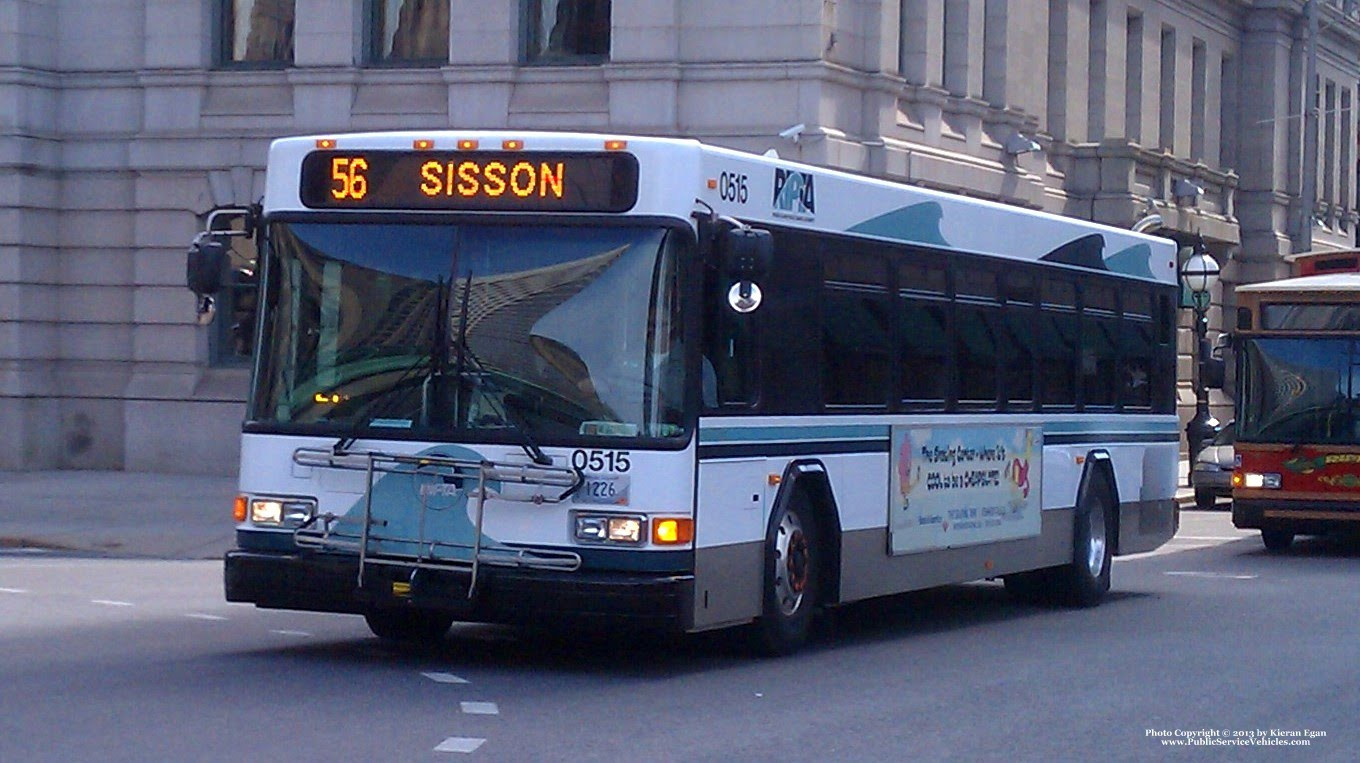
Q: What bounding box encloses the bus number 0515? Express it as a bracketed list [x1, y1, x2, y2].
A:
[719, 172, 748, 204]
[571, 449, 631, 473]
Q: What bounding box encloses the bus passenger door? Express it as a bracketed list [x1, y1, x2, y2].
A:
[693, 457, 768, 630]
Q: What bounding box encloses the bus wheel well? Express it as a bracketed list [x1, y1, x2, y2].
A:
[778, 461, 843, 607]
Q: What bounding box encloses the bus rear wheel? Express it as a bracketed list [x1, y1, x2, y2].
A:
[1050, 480, 1113, 607]
[364, 608, 454, 643]
[753, 494, 819, 656]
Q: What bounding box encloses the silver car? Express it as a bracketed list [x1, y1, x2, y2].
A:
[1191, 423, 1235, 510]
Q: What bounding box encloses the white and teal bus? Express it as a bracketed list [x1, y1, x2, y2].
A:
[190, 131, 1181, 653]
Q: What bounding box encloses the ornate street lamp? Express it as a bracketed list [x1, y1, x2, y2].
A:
[1180, 240, 1221, 469]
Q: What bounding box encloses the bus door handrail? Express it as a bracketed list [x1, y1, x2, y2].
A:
[290, 446, 582, 595]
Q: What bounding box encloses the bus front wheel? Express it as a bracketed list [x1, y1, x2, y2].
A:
[364, 608, 454, 643]
[753, 493, 819, 656]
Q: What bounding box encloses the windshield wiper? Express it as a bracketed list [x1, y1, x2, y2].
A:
[332, 279, 448, 454]
[450, 273, 553, 467]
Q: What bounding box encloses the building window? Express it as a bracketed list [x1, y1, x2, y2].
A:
[1190, 39, 1207, 160]
[221, 0, 295, 66]
[1125, 11, 1143, 142]
[371, 0, 449, 64]
[524, 0, 611, 63]
[1158, 26, 1176, 151]
[1088, 0, 1107, 140]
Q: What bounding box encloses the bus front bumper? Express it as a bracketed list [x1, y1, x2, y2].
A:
[1233, 497, 1360, 534]
[224, 550, 695, 632]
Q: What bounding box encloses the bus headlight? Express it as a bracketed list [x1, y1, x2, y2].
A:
[1236, 472, 1281, 490]
[250, 497, 317, 527]
[574, 513, 646, 545]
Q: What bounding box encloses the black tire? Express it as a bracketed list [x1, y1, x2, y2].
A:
[364, 608, 454, 643]
[1050, 478, 1114, 607]
[752, 492, 819, 656]
[1260, 528, 1295, 552]
[1194, 487, 1217, 511]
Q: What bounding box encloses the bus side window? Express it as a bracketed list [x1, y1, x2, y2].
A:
[822, 248, 891, 408]
[1121, 289, 1156, 410]
[955, 266, 1000, 408]
[1038, 278, 1078, 408]
[897, 258, 949, 408]
[1081, 282, 1119, 408]
[704, 311, 754, 407]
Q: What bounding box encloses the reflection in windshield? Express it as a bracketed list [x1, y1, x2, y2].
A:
[1239, 338, 1360, 443]
[252, 222, 688, 441]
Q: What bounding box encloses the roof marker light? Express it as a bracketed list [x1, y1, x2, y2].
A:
[457, 139, 479, 150]
[502, 139, 524, 150]
[315, 138, 336, 149]
[604, 139, 628, 151]
[413, 139, 434, 150]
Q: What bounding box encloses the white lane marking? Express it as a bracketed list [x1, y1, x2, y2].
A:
[1165, 571, 1259, 580]
[460, 701, 499, 715]
[185, 613, 229, 621]
[1174, 536, 1252, 542]
[91, 599, 135, 607]
[0, 587, 29, 594]
[423, 672, 470, 684]
[434, 737, 486, 754]
[269, 629, 313, 637]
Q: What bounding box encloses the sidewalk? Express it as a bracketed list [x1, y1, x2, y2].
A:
[0, 471, 237, 559]
[2, 461, 1201, 560]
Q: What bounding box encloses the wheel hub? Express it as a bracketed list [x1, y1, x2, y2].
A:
[774, 512, 810, 615]
[1085, 504, 1107, 578]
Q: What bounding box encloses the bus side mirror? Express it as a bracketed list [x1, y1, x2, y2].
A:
[719, 227, 773, 281]
[719, 227, 773, 313]
[187, 236, 228, 296]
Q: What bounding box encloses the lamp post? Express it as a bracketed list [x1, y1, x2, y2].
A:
[1181, 241, 1221, 470]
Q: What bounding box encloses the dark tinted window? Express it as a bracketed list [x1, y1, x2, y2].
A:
[823, 253, 891, 407]
[900, 298, 949, 404]
[1081, 317, 1119, 407]
[956, 306, 998, 405]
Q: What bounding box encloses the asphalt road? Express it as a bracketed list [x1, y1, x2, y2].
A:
[1, 512, 1355, 762]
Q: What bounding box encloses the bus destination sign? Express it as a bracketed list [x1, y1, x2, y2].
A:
[299, 151, 639, 212]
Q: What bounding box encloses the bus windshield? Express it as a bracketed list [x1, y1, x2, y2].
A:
[251, 221, 689, 442]
[1238, 337, 1360, 443]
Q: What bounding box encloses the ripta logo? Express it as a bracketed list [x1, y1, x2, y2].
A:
[773, 168, 815, 218]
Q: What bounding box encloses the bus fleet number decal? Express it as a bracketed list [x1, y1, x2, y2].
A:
[571, 449, 631, 473]
[718, 171, 749, 204]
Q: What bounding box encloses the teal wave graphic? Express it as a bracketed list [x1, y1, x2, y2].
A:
[848, 202, 948, 247]
[1103, 243, 1155, 279]
[334, 444, 503, 561]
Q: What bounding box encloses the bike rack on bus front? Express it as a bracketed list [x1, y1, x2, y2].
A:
[289, 447, 582, 599]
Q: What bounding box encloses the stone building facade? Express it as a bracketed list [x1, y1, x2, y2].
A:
[2, 0, 1359, 474]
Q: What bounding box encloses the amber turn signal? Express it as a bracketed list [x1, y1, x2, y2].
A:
[652, 518, 694, 545]
[233, 494, 248, 522]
